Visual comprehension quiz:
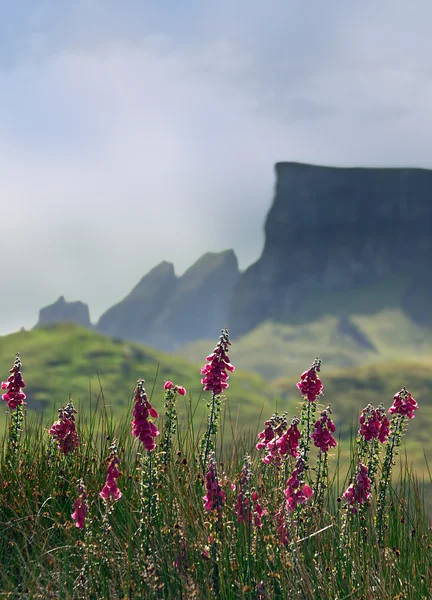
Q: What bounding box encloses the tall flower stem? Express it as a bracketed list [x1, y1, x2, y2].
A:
[200, 328, 235, 472]
[201, 391, 217, 472]
[2, 353, 27, 463]
[376, 387, 418, 545]
[6, 404, 24, 465]
[376, 413, 403, 545]
[313, 450, 328, 509]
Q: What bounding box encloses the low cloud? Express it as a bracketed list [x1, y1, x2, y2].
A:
[1, 1, 432, 333]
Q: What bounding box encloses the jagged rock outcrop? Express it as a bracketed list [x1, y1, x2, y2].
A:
[146, 250, 240, 350]
[35, 296, 92, 329]
[96, 261, 178, 342]
[336, 316, 376, 351]
[97, 250, 240, 350]
[229, 162, 432, 336]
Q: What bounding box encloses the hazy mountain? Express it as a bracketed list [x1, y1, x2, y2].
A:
[229, 162, 432, 336]
[35, 296, 92, 329]
[35, 162, 432, 349]
[96, 261, 178, 343]
[96, 250, 239, 350]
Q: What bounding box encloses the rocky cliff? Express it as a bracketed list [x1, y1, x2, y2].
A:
[35, 296, 92, 329]
[229, 162, 432, 336]
[96, 250, 239, 350]
[96, 261, 178, 343]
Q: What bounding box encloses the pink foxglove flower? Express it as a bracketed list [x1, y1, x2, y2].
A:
[275, 507, 290, 546]
[71, 480, 88, 529]
[257, 414, 300, 465]
[234, 455, 266, 527]
[256, 420, 274, 451]
[203, 453, 226, 513]
[359, 404, 390, 443]
[201, 328, 235, 395]
[389, 387, 418, 419]
[131, 379, 159, 451]
[277, 418, 301, 458]
[252, 491, 266, 528]
[49, 401, 80, 454]
[164, 381, 187, 396]
[311, 408, 337, 453]
[100, 439, 122, 503]
[2, 353, 26, 410]
[343, 463, 371, 514]
[296, 358, 323, 402]
[283, 467, 313, 512]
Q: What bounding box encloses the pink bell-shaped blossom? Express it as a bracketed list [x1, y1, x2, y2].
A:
[131, 379, 159, 451]
[296, 358, 323, 402]
[100, 439, 122, 503]
[234, 456, 266, 527]
[277, 418, 301, 458]
[311, 408, 337, 453]
[49, 401, 80, 455]
[164, 381, 187, 396]
[71, 480, 88, 529]
[203, 453, 226, 513]
[389, 387, 418, 419]
[359, 404, 390, 443]
[201, 328, 235, 395]
[2, 353, 26, 410]
[283, 467, 313, 512]
[343, 463, 371, 514]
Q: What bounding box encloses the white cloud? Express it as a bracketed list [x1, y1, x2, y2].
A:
[2, 1, 432, 333]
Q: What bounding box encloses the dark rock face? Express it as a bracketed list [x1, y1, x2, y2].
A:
[337, 316, 376, 352]
[97, 250, 240, 350]
[36, 296, 92, 329]
[146, 250, 239, 350]
[96, 261, 178, 343]
[229, 162, 432, 336]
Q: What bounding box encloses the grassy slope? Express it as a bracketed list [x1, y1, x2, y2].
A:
[178, 309, 432, 380]
[0, 324, 271, 433]
[270, 359, 432, 479]
[1, 321, 430, 477]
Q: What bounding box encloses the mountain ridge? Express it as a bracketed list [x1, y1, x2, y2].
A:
[34, 162, 432, 348]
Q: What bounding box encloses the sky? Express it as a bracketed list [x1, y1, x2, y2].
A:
[1, 0, 432, 334]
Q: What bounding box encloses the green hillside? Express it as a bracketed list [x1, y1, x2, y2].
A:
[178, 309, 432, 380]
[0, 324, 272, 433]
[1, 322, 430, 480]
[269, 360, 432, 479]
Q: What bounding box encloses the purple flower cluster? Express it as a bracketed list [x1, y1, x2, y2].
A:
[256, 415, 300, 465]
[296, 358, 323, 402]
[131, 379, 159, 451]
[359, 404, 390, 443]
[1, 353, 26, 410]
[49, 401, 80, 455]
[311, 408, 337, 453]
[389, 387, 418, 419]
[234, 457, 266, 528]
[71, 480, 88, 529]
[200, 328, 235, 395]
[275, 507, 290, 546]
[163, 381, 186, 396]
[100, 440, 122, 503]
[283, 466, 313, 512]
[203, 453, 226, 512]
[343, 463, 371, 514]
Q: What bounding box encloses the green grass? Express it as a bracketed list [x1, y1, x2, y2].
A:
[270, 360, 432, 480]
[0, 323, 273, 433]
[179, 309, 432, 380]
[0, 376, 430, 599]
[1, 321, 431, 483]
